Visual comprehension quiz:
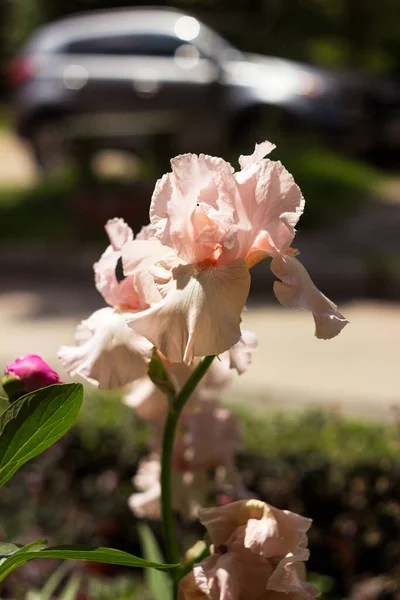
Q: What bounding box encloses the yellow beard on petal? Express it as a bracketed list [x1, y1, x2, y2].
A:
[246, 249, 270, 269]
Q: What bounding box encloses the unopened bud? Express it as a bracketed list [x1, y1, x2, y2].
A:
[3, 354, 61, 401]
[147, 348, 176, 398]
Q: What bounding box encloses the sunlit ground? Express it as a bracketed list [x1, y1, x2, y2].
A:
[0, 277, 397, 420]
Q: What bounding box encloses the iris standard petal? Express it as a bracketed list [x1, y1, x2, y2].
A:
[235, 158, 305, 260]
[238, 140, 276, 169]
[94, 218, 141, 310]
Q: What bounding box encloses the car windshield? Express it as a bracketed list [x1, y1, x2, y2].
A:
[199, 26, 244, 62]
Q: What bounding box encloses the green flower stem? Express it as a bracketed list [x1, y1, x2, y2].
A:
[160, 355, 215, 570]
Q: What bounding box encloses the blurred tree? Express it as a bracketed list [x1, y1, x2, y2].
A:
[304, 0, 400, 74]
[0, 2, 6, 96]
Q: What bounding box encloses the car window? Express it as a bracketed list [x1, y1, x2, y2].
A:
[65, 33, 188, 57]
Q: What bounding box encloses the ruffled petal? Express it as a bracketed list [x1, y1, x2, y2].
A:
[228, 330, 258, 374]
[122, 239, 174, 305]
[238, 140, 276, 169]
[147, 143, 305, 269]
[193, 552, 272, 600]
[95, 258, 141, 310]
[105, 217, 133, 250]
[234, 158, 305, 260]
[127, 259, 251, 363]
[135, 222, 157, 241]
[199, 500, 252, 547]
[123, 377, 168, 422]
[199, 499, 311, 557]
[150, 154, 236, 263]
[128, 455, 161, 519]
[179, 569, 208, 600]
[94, 218, 142, 310]
[193, 554, 239, 600]
[267, 551, 317, 600]
[270, 254, 349, 339]
[122, 239, 171, 276]
[243, 505, 311, 558]
[58, 307, 152, 389]
[182, 405, 242, 470]
[128, 485, 161, 520]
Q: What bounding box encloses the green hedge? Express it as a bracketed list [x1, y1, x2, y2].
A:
[1, 394, 400, 598]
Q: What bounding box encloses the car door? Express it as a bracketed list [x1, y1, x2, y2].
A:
[61, 31, 222, 144]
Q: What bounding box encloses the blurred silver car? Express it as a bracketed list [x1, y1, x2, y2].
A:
[9, 7, 398, 171]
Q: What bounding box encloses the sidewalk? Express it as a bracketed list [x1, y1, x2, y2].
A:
[234, 301, 399, 421]
[0, 276, 398, 421]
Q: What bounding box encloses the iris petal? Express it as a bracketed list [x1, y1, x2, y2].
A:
[127, 259, 251, 363]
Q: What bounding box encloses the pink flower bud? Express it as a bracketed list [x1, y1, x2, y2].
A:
[3, 354, 61, 400]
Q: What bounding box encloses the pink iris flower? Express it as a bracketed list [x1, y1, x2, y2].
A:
[179, 499, 318, 600]
[58, 219, 153, 388]
[123, 141, 348, 364]
[129, 454, 214, 521]
[128, 405, 249, 522]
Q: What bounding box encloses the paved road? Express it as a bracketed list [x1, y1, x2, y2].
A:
[237, 301, 399, 421]
[0, 276, 398, 421]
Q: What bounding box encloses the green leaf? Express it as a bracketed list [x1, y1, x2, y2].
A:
[0, 540, 47, 579]
[0, 542, 22, 565]
[0, 383, 84, 488]
[0, 543, 177, 583]
[0, 398, 10, 417]
[138, 524, 172, 600]
[0, 540, 47, 566]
